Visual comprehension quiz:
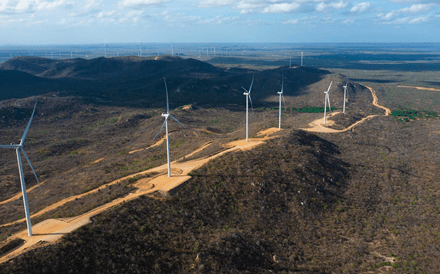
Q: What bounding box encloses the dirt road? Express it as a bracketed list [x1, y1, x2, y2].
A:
[302, 85, 390, 133]
[397, 85, 440, 92]
[0, 128, 278, 264]
[0, 86, 391, 263]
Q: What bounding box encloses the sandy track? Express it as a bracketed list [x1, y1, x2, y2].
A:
[302, 85, 390, 133]
[0, 128, 279, 263]
[398, 85, 440, 92]
[1, 85, 391, 262]
[366, 86, 391, 115]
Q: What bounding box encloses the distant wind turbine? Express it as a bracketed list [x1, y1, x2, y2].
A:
[154, 78, 186, 177]
[0, 101, 43, 236]
[301, 52, 304, 67]
[277, 75, 287, 130]
[241, 74, 255, 142]
[323, 81, 333, 124]
[343, 80, 348, 114]
[102, 40, 108, 57]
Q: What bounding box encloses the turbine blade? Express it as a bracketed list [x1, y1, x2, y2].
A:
[21, 101, 38, 145]
[327, 81, 333, 92]
[249, 74, 255, 94]
[21, 148, 43, 195]
[241, 87, 248, 93]
[169, 115, 186, 129]
[164, 77, 169, 114]
[0, 145, 18, 149]
[154, 120, 167, 139]
[249, 94, 254, 112]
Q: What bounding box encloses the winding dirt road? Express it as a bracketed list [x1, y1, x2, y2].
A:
[0, 128, 279, 264]
[0, 86, 390, 263]
[302, 85, 390, 133]
[397, 85, 440, 92]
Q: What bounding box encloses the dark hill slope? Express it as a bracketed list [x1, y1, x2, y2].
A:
[0, 130, 352, 273]
[0, 56, 225, 81]
[0, 70, 65, 101]
[0, 57, 330, 108]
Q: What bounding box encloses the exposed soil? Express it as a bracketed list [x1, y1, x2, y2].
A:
[1, 57, 439, 273]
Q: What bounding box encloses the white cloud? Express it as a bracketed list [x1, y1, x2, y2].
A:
[343, 18, 354, 23]
[388, 0, 438, 3]
[409, 16, 429, 23]
[316, 1, 349, 12]
[84, 0, 102, 12]
[118, 10, 144, 23]
[350, 2, 370, 13]
[96, 10, 117, 19]
[197, 14, 238, 24]
[0, 0, 73, 14]
[399, 4, 434, 13]
[36, 0, 72, 11]
[118, 0, 169, 8]
[199, 0, 235, 7]
[283, 18, 299, 24]
[283, 15, 318, 24]
[262, 3, 300, 13]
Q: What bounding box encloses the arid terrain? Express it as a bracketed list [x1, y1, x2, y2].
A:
[0, 56, 439, 273]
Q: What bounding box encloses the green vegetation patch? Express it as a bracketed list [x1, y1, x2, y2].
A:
[391, 109, 438, 122]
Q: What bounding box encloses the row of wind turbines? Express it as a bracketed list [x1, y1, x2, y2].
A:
[1, 74, 349, 237]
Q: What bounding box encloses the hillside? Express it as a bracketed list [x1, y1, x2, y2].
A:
[2, 56, 439, 272]
[0, 56, 331, 108]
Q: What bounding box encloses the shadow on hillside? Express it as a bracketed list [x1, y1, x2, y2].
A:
[423, 81, 440, 86]
[0, 57, 330, 111]
[349, 78, 399, 83]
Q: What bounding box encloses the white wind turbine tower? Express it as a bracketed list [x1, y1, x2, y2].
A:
[0, 101, 43, 236]
[241, 74, 255, 142]
[171, 43, 174, 56]
[323, 81, 333, 124]
[301, 52, 304, 67]
[102, 40, 108, 57]
[343, 80, 348, 114]
[154, 78, 186, 177]
[139, 42, 142, 57]
[277, 75, 287, 130]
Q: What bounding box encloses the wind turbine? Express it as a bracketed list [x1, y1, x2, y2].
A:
[154, 78, 186, 177]
[241, 74, 255, 142]
[139, 42, 142, 57]
[301, 52, 304, 67]
[277, 75, 287, 131]
[102, 40, 108, 57]
[343, 80, 348, 114]
[323, 81, 333, 124]
[0, 101, 43, 236]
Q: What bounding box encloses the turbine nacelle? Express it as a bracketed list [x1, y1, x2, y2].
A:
[277, 91, 283, 95]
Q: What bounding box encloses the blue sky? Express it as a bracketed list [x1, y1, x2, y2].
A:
[0, 0, 440, 44]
